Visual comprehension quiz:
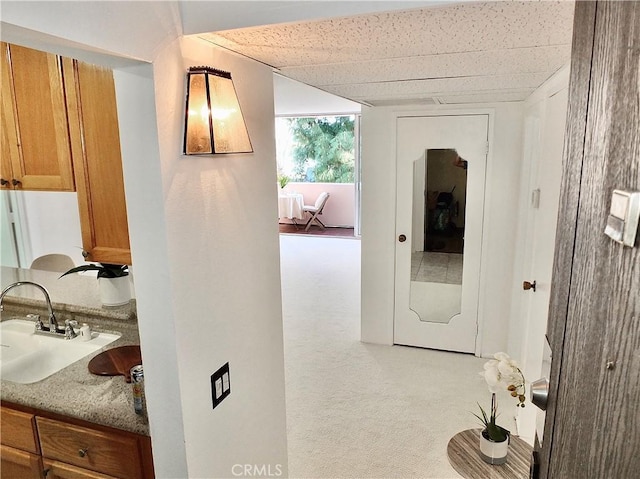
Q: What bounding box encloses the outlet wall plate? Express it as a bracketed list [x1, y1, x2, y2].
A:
[211, 362, 231, 410]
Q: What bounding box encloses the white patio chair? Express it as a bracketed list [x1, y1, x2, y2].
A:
[302, 192, 330, 231]
[30, 254, 75, 273]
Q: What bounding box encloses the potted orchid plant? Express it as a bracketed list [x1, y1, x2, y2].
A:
[474, 352, 526, 465]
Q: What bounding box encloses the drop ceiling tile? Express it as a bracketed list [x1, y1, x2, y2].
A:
[437, 90, 534, 104]
[325, 72, 553, 100]
[357, 89, 533, 106]
[279, 45, 571, 86]
[201, 1, 574, 68]
[197, 1, 574, 105]
[367, 98, 439, 107]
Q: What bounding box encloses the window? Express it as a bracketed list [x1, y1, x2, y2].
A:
[275, 115, 355, 183]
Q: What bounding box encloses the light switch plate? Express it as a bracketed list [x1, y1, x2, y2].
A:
[211, 362, 231, 409]
[605, 189, 640, 247]
[531, 188, 541, 209]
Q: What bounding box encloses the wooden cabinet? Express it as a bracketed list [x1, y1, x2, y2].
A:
[0, 42, 75, 191]
[0, 406, 40, 454]
[1, 445, 43, 479]
[64, 58, 132, 265]
[37, 418, 146, 479]
[42, 459, 117, 479]
[0, 405, 153, 479]
[0, 407, 43, 479]
[0, 42, 132, 264]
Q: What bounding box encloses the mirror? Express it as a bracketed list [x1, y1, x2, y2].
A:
[1, 190, 83, 270]
[410, 149, 467, 323]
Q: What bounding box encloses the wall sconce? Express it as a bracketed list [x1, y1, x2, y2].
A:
[183, 67, 253, 155]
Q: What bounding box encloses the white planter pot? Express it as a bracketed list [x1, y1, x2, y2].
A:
[479, 429, 509, 465]
[99, 276, 131, 307]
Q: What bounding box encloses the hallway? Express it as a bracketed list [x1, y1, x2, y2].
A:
[280, 235, 498, 478]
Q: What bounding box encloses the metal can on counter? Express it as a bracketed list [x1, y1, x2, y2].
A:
[131, 365, 145, 415]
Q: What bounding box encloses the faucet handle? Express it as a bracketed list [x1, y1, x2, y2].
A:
[27, 314, 45, 330]
[64, 320, 78, 340]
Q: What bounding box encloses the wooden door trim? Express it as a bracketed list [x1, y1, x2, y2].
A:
[539, 2, 598, 478]
[542, 1, 640, 477]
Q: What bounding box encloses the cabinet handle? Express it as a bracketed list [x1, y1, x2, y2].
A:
[78, 447, 89, 457]
[0, 178, 9, 186]
[82, 250, 89, 259]
[523, 280, 537, 292]
[398, 234, 407, 243]
[11, 178, 21, 187]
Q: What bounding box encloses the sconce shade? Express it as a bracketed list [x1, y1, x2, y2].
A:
[184, 67, 253, 155]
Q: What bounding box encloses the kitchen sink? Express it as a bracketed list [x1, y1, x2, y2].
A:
[0, 319, 120, 384]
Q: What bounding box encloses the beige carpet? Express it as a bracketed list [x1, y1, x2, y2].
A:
[280, 236, 515, 479]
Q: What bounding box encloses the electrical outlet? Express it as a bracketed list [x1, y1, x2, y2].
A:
[211, 362, 231, 409]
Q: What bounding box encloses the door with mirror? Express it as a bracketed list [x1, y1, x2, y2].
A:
[394, 114, 489, 353]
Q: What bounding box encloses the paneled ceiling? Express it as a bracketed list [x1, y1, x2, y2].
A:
[198, 1, 575, 106]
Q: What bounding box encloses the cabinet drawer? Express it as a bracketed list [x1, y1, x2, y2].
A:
[43, 459, 118, 479]
[36, 418, 143, 479]
[0, 406, 39, 453]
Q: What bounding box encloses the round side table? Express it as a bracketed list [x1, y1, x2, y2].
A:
[447, 428, 533, 479]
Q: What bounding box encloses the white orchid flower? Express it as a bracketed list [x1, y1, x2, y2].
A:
[483, 367, 501, 393]
[498, 359, 515, 377]
[493, 352, 510, 361]
[482, 352, 526, 400]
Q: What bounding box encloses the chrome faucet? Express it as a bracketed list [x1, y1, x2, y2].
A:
[0, 281, 62, 335]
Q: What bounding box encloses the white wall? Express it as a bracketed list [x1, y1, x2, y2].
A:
[274, 75, 360, 230]
[361, 103, 524, 357]
[280, 182, 355, 227]
[1, 3, 289, 478]
[19, 191, 83, 266]
[172, 36, 288, 477]
[113, 59, 188, 478]
[0, 191, 83, 269]
[274, 74, 361, 116]
[0, 1, 181, 63]
[508, 67, 569, 442]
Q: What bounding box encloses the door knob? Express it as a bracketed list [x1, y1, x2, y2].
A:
[530, 377, 549, 411]
[523, 280, 536, 292]
[398, 234, 407, 243]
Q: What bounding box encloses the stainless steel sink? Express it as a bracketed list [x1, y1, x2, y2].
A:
[0, 319, 120, 384]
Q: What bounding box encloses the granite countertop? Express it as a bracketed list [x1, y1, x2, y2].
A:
[1, 267, 149, 436]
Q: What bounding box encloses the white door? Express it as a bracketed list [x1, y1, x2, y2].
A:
[518, 86, 568, 441]
[394, 114, 488, 353]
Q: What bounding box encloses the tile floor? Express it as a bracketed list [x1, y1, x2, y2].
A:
[411, 252, 463, 284]
[279, 223, 356, 238]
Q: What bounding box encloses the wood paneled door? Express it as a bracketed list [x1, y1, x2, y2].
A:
[65, 59, 131, 265]
[0, 43, 75, 191]
[537, 1, 640, 478]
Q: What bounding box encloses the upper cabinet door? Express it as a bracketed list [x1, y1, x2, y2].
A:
[0, 43, 75, 191]
[64, 58, 131, 265]
[1, 42, 21, 188]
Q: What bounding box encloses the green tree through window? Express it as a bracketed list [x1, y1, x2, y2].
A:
[282, 116, 355, 183]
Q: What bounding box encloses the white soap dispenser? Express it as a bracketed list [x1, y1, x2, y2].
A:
[80, 323, 92, 341]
